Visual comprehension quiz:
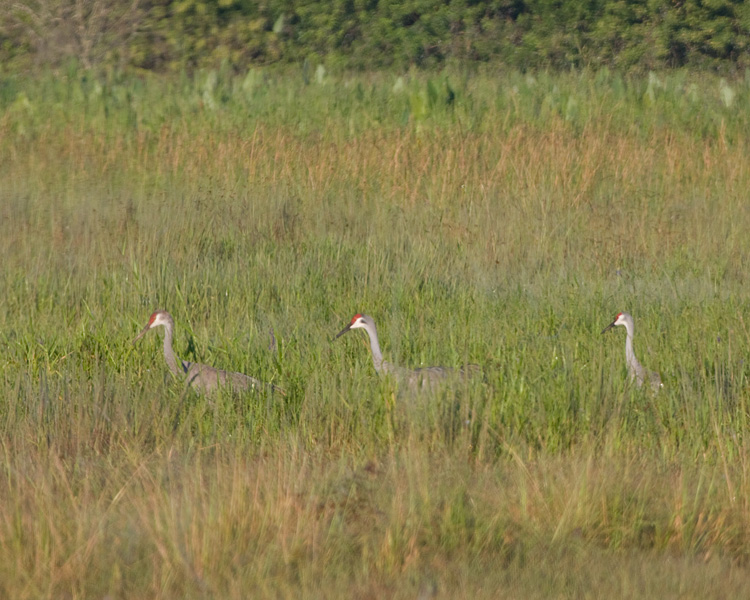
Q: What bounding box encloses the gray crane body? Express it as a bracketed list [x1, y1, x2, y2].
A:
[602, 311, 662, 392]
[335, 313, 481, 390]
[133, 310, 282, 395]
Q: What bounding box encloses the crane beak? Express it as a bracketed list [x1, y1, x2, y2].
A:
[132, 324, 151, 344]
[601, 321, 616, 334]
[335, 323, 352, 339]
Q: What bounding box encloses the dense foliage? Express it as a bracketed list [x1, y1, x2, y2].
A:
[2, 0, 750, 73]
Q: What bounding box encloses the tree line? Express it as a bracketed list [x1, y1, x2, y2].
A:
[2, 0, 749, 73]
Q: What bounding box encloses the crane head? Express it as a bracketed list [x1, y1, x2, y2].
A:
[133, 310, 172, 343]
[601, 311, 627, 334]
[335, 313, 367, 339]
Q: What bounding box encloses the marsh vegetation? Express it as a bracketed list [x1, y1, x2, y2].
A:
[2, 68, 750, 597]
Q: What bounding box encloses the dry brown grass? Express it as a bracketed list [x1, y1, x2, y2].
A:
[5, 116, 750, 280]
[3, 433, 750, 598]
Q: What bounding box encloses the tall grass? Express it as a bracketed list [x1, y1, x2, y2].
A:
[2, 67, 750, 597]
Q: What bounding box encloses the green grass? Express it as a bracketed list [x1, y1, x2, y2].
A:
[2, 67, 750, 597]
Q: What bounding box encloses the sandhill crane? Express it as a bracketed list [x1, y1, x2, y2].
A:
[602, 311, 662, 392]
[133, 310, 283, 395]
[335, 313, 481, 389]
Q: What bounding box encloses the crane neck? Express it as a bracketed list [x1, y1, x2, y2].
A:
[624, 332, 635, 361]
[161, 322, 187, 377]
[363, 322, 385, 374]
[624, 328, 643, 378]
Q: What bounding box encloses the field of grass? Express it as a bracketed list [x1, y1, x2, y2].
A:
[3, 66, 750, 597]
